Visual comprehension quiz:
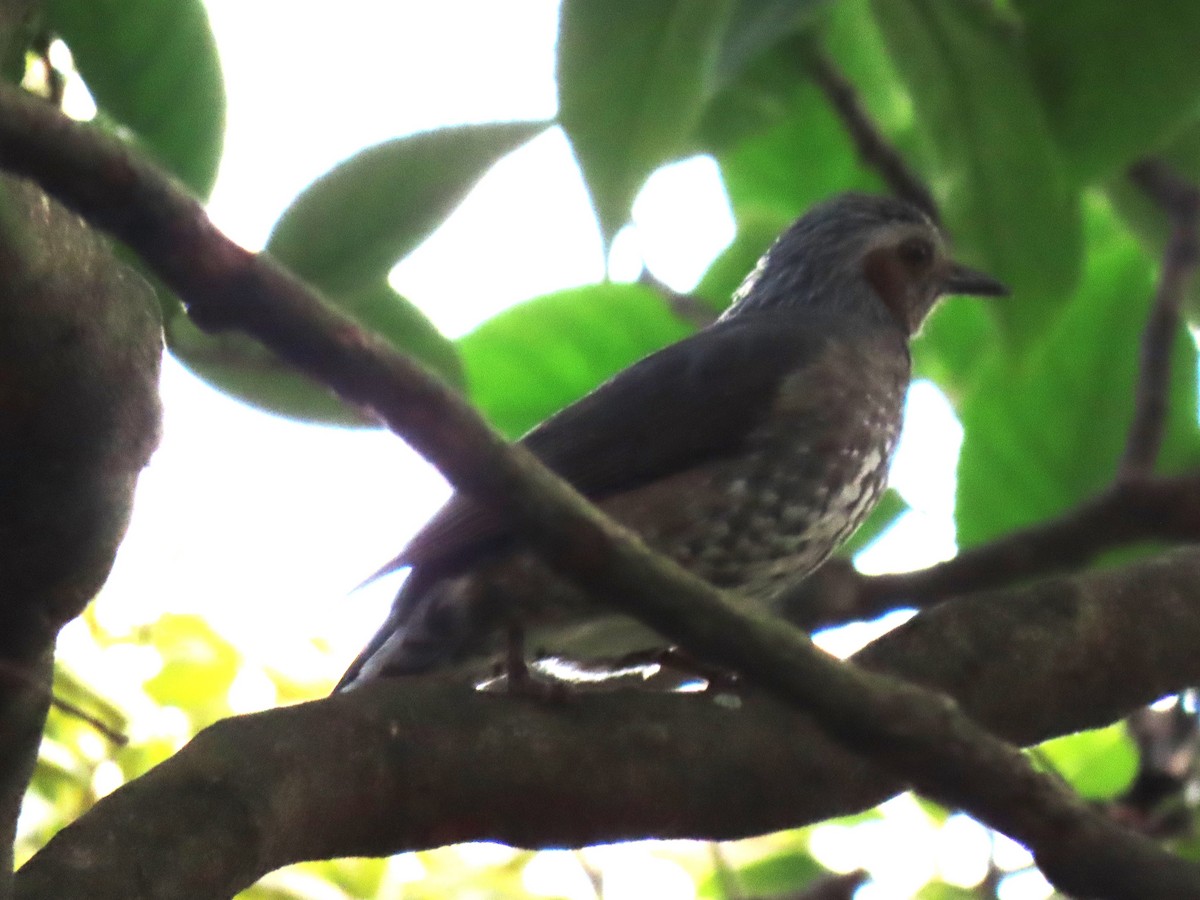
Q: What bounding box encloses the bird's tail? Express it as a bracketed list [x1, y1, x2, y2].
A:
[333, 572, 487, 691]
[348, 551, 409, 594]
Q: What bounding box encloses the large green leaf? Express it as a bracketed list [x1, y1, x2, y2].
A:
[956, 195, 1200, 547]
[697, 34, 810, 155]
[266, 122, 547, 294]
[715, 0, 827, 82]
[1014, 1, 1200, 184]
[1035, 723, 1138, 801]
[46, 0, 224, 198]
[557, 0, 735, 241]
[822, 0, 922, 142]
[870, 0, 1082, 347]
[143, 614, 238, 725]
[695, 4, 830, 152]
[458, 282, 693, 437]
[335, 280, 463, 387]
[911, 297, 999, 406]
[717, 78, 885, 222]
[167, 280, 461, 427]
[697, 850, 826, 899]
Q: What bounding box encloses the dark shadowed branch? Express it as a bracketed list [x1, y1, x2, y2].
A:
[804, 51, 939, 223]
[2, 87, 1199, 898]
[18, 548, 1200, 899]
[784, 471, 1200, 630]
[0, 660, 126, 746]
[1121, 159, 1200, 478]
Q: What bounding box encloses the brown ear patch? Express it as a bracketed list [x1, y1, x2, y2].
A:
[862, 246, 912, 332]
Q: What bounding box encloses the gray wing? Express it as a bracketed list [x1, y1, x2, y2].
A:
[382, 314, 832, 578]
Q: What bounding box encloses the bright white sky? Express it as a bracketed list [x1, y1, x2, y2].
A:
[47, 4, 1020, 896]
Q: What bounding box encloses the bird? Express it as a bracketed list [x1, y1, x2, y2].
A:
[335, 192, 1007, 691]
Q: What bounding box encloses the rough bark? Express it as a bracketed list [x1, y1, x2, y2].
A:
[17, 549, 1200, 899]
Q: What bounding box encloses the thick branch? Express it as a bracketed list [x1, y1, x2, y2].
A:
[1, 87, 1195, 897]
[784, 473, 1200, 630]
[0, 652, 50, 900]
[19, 549, 1200, 899]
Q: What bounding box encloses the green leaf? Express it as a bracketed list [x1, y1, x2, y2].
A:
[458, 282, 693, 437]
[697, 35, 811, 155]
[698, 850, 826, 899]
[1034, 723, 1139, 800]
[143, 614, 239, 723]
[912, 297, 1000, 405]
[696, 5, 830, 152]
[51, 665, 127, 738]
[822, 0, 923, 140]
[557, 0, 735, 241]
[842, 488, 907, 557]
[46, 0, 225, 198]
[1105, 121, 1200, 322]
[870, 0, 1082, 347]
[718, 79, 886, 221]
[1, 13, 38, 83]
[183, 119, 491, 425]
[266, 121, 547, 294]
[917, 883, 978, 900]
[335, 280, 463, 388]
[167, 280, 461, 427]
[715, 0, 827, 81]
[956, 195, 1200, 547]
[1014, 0, 1200, 183]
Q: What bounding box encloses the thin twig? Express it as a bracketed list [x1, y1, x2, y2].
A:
[707, 843, 742, 900]
[804, 51, 939, 224]
[47, 696, 128, 746]
[637, 269, 718, 327]
[0, 660, 126, 746]
[783, 472, 1200, 630]
[1120, 159, 1200, 478]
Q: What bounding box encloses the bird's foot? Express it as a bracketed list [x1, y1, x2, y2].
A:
[477, 624, 573, 701]
[613, 646, 743, 694]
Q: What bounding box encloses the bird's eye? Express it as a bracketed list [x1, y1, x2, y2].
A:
[897, 237, 934, 269]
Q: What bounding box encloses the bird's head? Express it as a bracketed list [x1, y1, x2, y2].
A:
[723, 193, 1008, 335]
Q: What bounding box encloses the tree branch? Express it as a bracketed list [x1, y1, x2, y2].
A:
[19, 548, 1200, 899]
[1, 86, 1196, 897]
[783, 472, 1200, 630]
[0, 651, 50, 900]
[804, 51, 939, 223]
[1120, 159, 1200, 478]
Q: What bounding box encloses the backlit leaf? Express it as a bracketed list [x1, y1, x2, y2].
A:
[558, 0, 735, 241]
[458, 282, 693, 437]
[266, 121, 547, 294]
[47, 0, 225, 197]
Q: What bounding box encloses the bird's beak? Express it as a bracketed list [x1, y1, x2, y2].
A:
[941, 262, 1009, 298]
